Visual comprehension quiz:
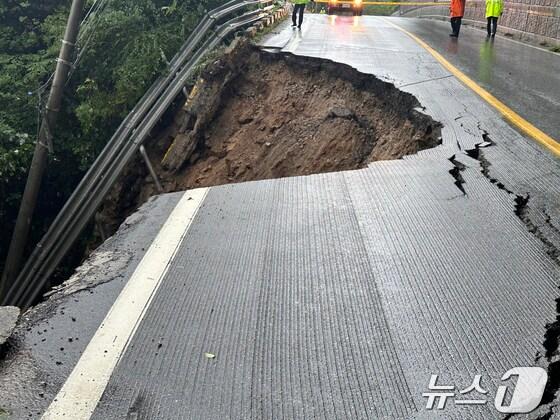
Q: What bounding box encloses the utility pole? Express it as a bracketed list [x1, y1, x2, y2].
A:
[0, 0, 86, 303]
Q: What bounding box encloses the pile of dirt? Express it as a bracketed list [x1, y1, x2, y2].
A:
[97, 39, 441, 236]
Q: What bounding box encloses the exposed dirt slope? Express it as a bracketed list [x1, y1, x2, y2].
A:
[97, 40, 441, 237]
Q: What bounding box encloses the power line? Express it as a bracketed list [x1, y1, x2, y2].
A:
[1, 0, 88, 300]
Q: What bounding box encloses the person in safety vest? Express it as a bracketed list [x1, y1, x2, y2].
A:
[449, 0, 466, 38]
[292, 0, 309, 29]
[486, 0, 504, 37]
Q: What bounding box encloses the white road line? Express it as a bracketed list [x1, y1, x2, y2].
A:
[42, 188, 209, 420]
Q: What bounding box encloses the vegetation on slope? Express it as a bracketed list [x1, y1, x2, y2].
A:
[0, 0, 222, 275]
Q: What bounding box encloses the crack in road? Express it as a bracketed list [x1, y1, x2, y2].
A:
[453, 129, 560, 418]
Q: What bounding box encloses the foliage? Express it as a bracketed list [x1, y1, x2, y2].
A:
[364, 4, 399, 16]
[0, 0, 222, 272]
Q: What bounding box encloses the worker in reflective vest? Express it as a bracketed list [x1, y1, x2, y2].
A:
[292, 0, 309, 29]
[449, 0, 466, 38]
[486, 0, 504, 37]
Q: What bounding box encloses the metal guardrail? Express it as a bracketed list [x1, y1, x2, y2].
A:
[2, 0, 275, 308]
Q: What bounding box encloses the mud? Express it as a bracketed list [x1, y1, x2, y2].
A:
[97, 40, 441, 238]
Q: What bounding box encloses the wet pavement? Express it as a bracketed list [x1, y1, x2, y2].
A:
[1, 15, 559, 420]
[391, 17, 560, 140]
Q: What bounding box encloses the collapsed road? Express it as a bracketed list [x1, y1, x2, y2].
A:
[1, 15, 560, 420]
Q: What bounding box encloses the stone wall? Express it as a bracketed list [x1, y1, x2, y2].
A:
[399, 0, 560, 45]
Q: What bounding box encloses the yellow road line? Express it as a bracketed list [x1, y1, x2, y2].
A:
[384, 18, 560, 158]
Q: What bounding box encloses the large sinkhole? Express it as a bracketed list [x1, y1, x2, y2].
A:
[97, 40, 442, 235]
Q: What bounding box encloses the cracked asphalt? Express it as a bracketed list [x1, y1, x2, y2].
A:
[1, 15, 559, 420]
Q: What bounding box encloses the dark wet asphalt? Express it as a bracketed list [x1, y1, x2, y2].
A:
[392, 17, 560, 140]
[0, 15, 559, 420]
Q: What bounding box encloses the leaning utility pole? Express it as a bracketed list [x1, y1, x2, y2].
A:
[0, 0, 86, 302]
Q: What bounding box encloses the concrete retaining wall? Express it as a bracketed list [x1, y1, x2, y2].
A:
[399, 0, 560, 45]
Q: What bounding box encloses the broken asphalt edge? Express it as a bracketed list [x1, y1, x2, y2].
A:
[0, 3, 290, 357]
